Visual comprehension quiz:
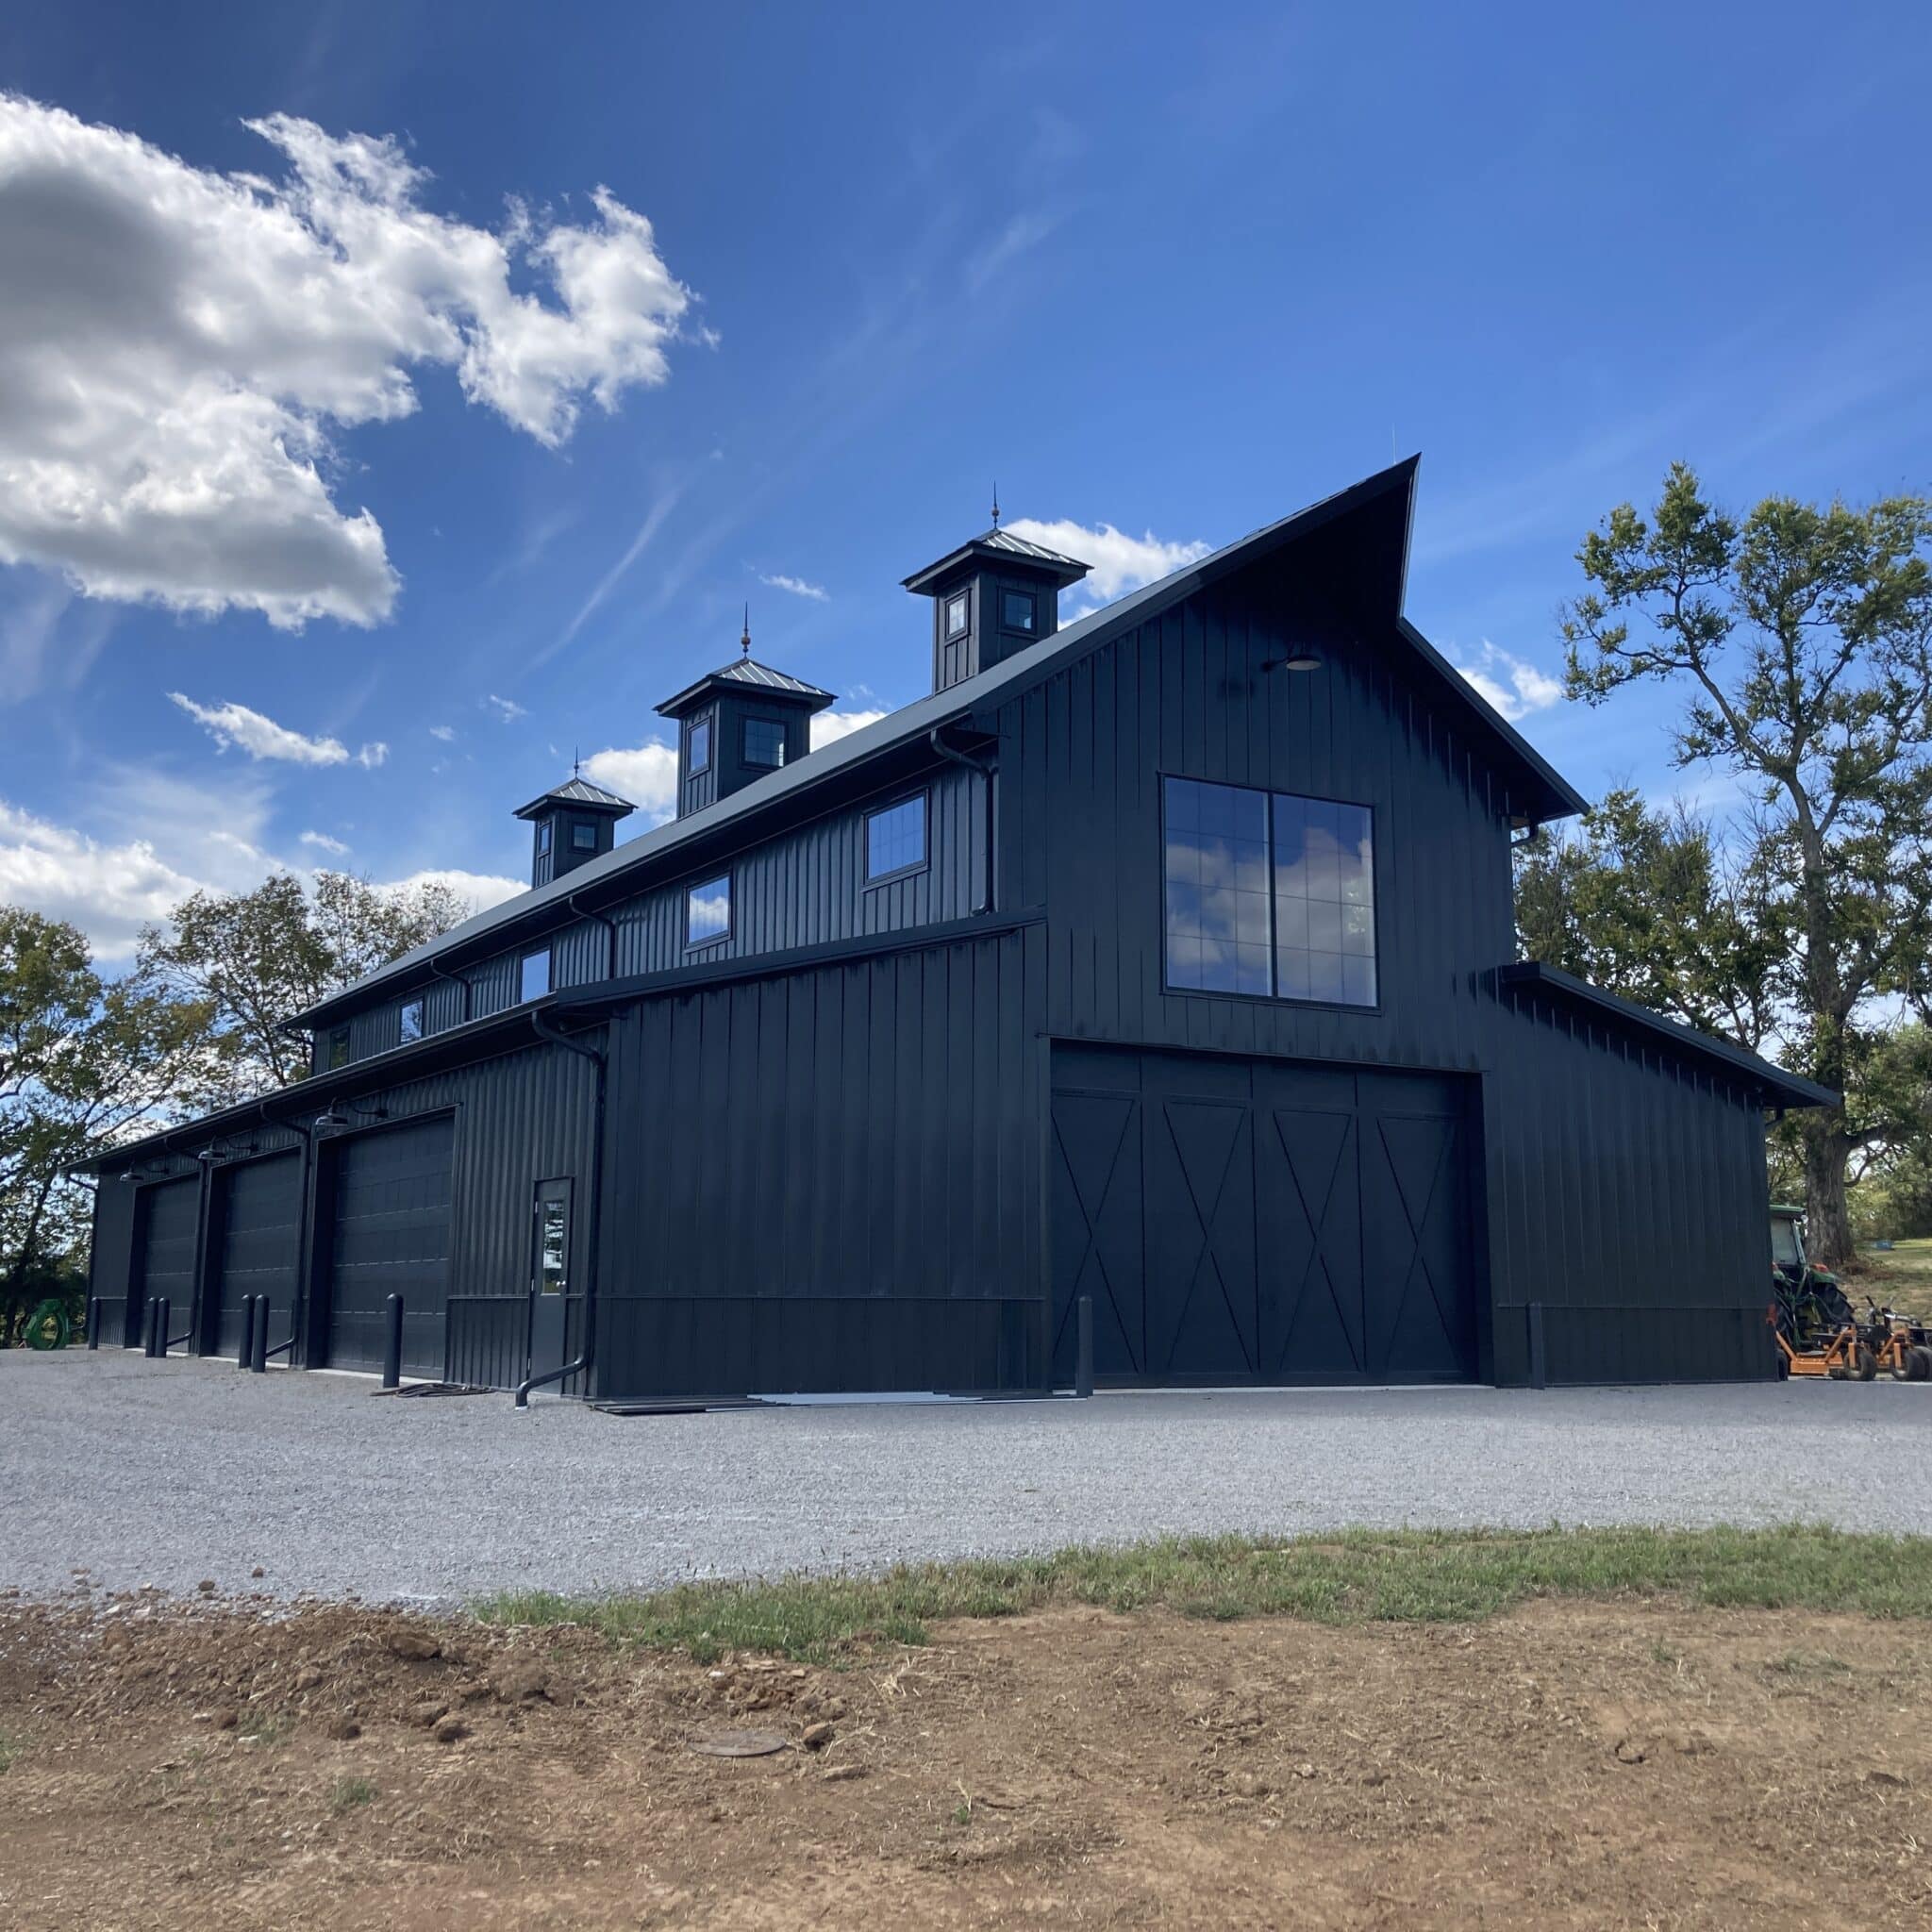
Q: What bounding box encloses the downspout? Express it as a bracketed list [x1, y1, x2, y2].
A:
[568, 890, 620, 981]
[519, 1006, 607, 1406]
[929, 724, 997, 915]
[430, 957, 472, 1024]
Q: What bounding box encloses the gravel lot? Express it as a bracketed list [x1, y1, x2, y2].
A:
[8, 1348, 1932, 1607]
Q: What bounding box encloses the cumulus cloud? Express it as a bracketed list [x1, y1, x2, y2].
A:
[381, 867, 524, 913]
[1002, 517, 1211, 618]
[483, 693, 527, 723]
[582, 740, 677, 824]
[0, 797, 206, 959]
[299, 829, 350, 855]
[169, 692, 387, 768]
[810, 708, 888, 748]
[0, 94, 698, 628]
[759, 572, 828, 602]
[1449, 641, 1564, 723]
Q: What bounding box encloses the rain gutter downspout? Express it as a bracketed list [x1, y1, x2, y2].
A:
[929, 724, 997, 915]
[568, 890, 620, 981]
[430, 957, 472, 1024]
[519, 1006, 607, 1406]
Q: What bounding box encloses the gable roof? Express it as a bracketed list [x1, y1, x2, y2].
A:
[513, 774, 637, 820]
[902, 525, 1094, 593]
[654, 655, 838, 718]
[1496, 960, 1838, 1109]
[292, 455, 1588, 1029]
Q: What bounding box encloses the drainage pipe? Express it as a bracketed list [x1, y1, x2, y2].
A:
[928, 725, 997, 915]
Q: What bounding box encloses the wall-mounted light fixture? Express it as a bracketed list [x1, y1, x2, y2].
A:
[1263, 648, 1324, 674]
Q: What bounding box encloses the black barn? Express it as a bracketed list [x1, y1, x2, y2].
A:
[82, 458, 1831, 1397]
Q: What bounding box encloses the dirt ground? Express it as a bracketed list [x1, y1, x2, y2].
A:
[3, 1591, 1930, 1930]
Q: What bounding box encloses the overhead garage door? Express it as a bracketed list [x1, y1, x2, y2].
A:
[1051, 1046, 1479, 1386]
[137, 1176, 200, 1345]
[213, 1154, 303, 1357]
[325, 1115, 455, 1375]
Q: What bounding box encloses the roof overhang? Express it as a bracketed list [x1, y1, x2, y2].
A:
[1495, 960, 1838, 1110]
[902, 534, 1092, 594]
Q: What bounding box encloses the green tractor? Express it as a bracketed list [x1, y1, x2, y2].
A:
[1769, 1203, 1932, 1381]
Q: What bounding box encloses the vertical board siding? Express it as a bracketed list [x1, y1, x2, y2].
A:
[1482, 987, 1774, 1383]
[593, 926, 1044, 1399]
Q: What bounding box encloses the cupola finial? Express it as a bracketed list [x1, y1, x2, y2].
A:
[991, 482, 1000, 529]
[741, 603, 751, 657]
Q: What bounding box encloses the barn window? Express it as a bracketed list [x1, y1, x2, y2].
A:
[688, 713, 712, 776]
[572, 820, 598, 852]
[1162, 777, 1375, 1007]
[536, 821, 552, 857]
[742, 718, 788, 769]
[865, 794, 927, 882]
[1001, 588, 1036, 634]
[687, 874, 731, 948]
[520, 949, 552, 1002]
[399, 998, 425, 1044]
[944, 591, 970, 640]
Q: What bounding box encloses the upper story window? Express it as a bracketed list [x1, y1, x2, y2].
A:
[571, 820, 598, 852]
[742, 718, 788, 770]
[1000, 588, 1036, 634]
[326, 1026, 349, 1071]
[399, 998, 425, 1044]
[1163, 776, 1376, 1008]
[944, 591, 970, 641]
[520, 948, 552, 1003]
[688, 713, 712, 776]
[536, 821, 552, 857]
[865, 793, 927, 881]
[687, 874, 731, 948]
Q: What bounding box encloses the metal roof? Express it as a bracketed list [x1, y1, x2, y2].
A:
[654, 655, 839, 718]
[1495, 960, 1838, 1109]
[512, 774, 638, 820]
[292, 456, 1589, 1030]
[902, 525, 1093, 594]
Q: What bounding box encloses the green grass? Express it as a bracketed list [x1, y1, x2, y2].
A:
[327, 1774, 376, 1816]
[0, 1726, 21, 1774]
[470, 1524, 1932, 1665]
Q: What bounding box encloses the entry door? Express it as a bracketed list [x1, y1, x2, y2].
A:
[528, 1178, 573, 1383]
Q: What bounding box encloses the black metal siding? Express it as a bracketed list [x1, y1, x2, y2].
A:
[593, 924, 1044, 1398]
[87, 1169, 137, 1346]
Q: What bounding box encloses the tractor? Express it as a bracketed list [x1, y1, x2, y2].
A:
[1767, 1203, 1932, 1381]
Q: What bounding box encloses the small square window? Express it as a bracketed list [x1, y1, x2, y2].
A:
[520, 949, 551, 1003]
[687, 874, 731, 947]
[571, 821, 598, 852]
[400, 998, 424, 1044]
[945, 591, 970, 640]
[1001, 589, 1036, 634]
[688, 714, 712, 775]
[865, 794, 927, 881]
[326, 1027, 349, 1071]
[742, 718, 788, 769]
[536, 821, 552, 857]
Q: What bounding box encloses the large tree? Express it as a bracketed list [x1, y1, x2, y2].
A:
[1560, 465, 1932, 1264]
[135, 871, 472, 1104]
[1, 907, 212, 1343]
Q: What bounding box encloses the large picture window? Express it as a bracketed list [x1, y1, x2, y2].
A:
[864, 793, 926, 881]
[1163, 776, 1376, 1007]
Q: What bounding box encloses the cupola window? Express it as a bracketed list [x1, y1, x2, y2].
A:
[572, 821, 598, 852]
[742, 718, 788, 769]
[1001, 589, 1037, 634]
[944, 591, 970, 641]
[688, 714, 712, 776]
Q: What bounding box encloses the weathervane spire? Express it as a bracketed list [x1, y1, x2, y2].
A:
[991, 482, 1000, 530]
[741, 603, 751, 657]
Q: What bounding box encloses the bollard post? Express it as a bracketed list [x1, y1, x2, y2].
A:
[1074, 1293, 1095, 1399]
[88, 1297, 101, 1350]
[144, 1299, 159, 1357]
[382, 1293, 404, 1391]
[238, 1295, 257, 1370]
[251, 1306, 270, 1373]
[156, 1297, 172, 1357]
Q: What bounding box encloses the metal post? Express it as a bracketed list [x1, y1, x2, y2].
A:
[238, 1295, 257, 1370]
[88, 1298, 101, 1349]
[1527, 1302, 1547, 1391]
[1074, 1294, 1094, 1399]
[251, 1307, 270, 1373]
[382, 1293, 404, 1390]
[156, 1297, 171, 1357]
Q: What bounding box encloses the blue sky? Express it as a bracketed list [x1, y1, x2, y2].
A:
[2, 2, 1926, 958]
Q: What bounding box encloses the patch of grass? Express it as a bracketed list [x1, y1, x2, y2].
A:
[1763, 1649, 1854, 1678]
[0, 1726, 22, 1774]
[239, 1709, 295, 1747]
[470, 1524, 1932, 1665]
[327, 1774, 375, 1815]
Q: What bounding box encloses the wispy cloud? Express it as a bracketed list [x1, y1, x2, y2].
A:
[1446, 641, 1564, 723]
[759, 572, 829, 603]
[482, 693, 527, 724]
[429, 723, 457, 741]
[964, 206, 1068, 295]
[299, 828, 350, 855]
[169, 692, 387, 767]
[549, 480, 686, 661]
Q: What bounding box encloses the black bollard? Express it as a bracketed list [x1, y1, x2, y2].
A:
[88, 1297, 101, 1350]
[156, 1297, 172, 1357]
[238, 1295, 257, 1369]
[1074, 1293, 1094, 1399]
[141, 1300, 155, 1357]
[251, 1305, 270, 1373]
[381, 1293, 404, 1391]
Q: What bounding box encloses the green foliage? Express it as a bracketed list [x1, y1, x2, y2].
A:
[473, 1524, 1932, 1665]
[1557, 465, 1932, 1263]
[327, 1774, 375, 1814]
[136, 871, 472, 1106]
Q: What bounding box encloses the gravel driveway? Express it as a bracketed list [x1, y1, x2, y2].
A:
[8, 1349, 1931, 1607]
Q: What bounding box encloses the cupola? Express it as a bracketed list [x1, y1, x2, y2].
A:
[513, 774, 635, 888]
[902, 499, 1091, 693]
[653, 613, 837, 819]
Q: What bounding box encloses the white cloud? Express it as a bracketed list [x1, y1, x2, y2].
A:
[483, 693, 527, 723]
[382, 867, 524, 913]
[582, 740, 677, 824]
[1449, 641, 1564, 724]
[0, 797, 206, 959]
[169, 691, 387, 767]
[0, 95, 698, 628]
[1003, 517, 1211, 618]
[759, 572, 828, 603]
[811, 708, 888, 748]
[428, 724, 457, 742]
[300, 829, 349, 855]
